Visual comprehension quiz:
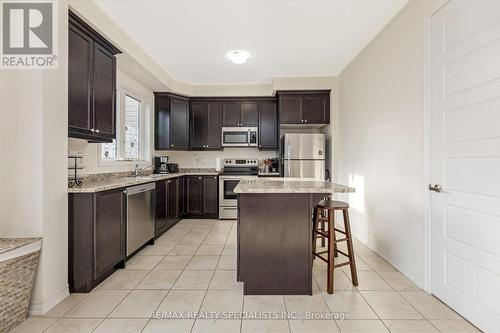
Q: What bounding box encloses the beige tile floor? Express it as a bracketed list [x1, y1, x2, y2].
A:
[13, 219, 481, 333]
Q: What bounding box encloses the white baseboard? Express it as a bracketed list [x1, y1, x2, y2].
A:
[29, 285, 69, 315]
[354, 234, 425, 289]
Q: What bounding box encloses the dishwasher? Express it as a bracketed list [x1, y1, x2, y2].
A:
[125, 183, 155, 257]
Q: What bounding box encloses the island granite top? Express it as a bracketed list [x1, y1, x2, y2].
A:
[233, 177, 355, 194]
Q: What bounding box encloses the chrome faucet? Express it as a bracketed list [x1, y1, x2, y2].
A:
[133, 164, 152, 177]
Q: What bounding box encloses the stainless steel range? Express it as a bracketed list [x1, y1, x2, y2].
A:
[219, 158, 258, 219]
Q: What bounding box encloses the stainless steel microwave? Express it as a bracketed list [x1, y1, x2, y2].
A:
[222, 127, 258, 147]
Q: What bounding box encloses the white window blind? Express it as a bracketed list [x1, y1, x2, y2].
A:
[124, 95, 140, 159]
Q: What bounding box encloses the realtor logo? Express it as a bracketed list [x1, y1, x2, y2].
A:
[1, 1, 57, 69]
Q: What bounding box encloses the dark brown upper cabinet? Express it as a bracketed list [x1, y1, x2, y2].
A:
[190, 100, 222, 150]
[240, 101, 259, 127]
[154, 93, 190, 150]
[258, 100, 279, 150]
[277, 90, 330, 125]
[68, 11, 120, 143]
[222, 101, 240, 126]
[222, 100, 258, 127]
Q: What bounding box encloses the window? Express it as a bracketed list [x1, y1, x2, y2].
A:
[100, 90, 149, 162]
[124, 95, 140, 159]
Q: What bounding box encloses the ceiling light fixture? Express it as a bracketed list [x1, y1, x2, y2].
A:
[226, 50, 250, 64]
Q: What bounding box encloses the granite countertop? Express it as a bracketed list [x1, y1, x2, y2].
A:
[234, 177, 355, 194]
[68, 169, 219, 193]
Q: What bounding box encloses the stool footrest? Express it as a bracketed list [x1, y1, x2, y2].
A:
[335, 249, 350, 258]
[333, 261, 351, 269]
[313, 230, 329, 238]
[334, 228, 346, 235]
[333, 237, 348, 243]
[313, 253, 328, 263]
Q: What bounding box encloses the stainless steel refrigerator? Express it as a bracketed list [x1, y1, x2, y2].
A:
[281, 133, 326, 180]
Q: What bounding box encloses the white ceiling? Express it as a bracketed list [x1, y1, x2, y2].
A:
[95, 0, 409, 85]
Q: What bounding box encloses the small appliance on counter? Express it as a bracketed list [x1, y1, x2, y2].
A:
[167, 163, 179, 173]
[154, 156, 168, 174]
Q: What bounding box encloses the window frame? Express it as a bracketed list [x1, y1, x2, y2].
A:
[98, 87, 150, 167]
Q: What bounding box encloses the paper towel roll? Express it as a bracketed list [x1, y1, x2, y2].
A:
[215, 158, 222, 171]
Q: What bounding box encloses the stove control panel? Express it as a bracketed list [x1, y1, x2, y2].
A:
[223, 159, 259, 167]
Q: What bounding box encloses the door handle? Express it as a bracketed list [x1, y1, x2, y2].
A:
[429, 184, 443, 193]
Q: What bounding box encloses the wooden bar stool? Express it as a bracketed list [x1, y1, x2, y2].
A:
[312, 199, 358, 294]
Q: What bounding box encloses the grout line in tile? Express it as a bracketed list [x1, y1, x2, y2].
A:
[187, 220, 217, 333]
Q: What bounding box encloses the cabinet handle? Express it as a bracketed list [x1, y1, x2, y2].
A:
[90, 128, 95, 132]
[95, 129, 100, 133]
[198, 177, 202, 180]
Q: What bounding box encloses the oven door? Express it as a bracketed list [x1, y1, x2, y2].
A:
[219, 177, 240, 207]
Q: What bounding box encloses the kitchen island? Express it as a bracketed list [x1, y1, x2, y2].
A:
[234, 178, 354, 295]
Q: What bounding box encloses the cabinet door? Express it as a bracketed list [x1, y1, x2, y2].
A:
[206, 101, 222, 149]
[279, 95, 302, 124]
[167, 178, 178, 227]
[68, 25, 93, 134]
[302, 94, 329, 124]
[94, 189, 124, 279]
[222, 101, 240, 126]
[155, 180, 167, 236]
[202, 176, 218, 216]
[178, 176, 185, 216]
[170, 97, 189, 149]
[92, 43, 116, 138]
[240, 101, 259, 127]
[186, 176, 203, 215]
[258, 100, 278, 150]
[154, 95, 171, 150]
[190, 102, 207, 149]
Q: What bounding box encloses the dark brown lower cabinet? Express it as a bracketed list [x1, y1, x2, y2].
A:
[156, 177, 186, 238]
[178, 176, 185, 215]
[186, 176, 203, 215]
[167, 177, 180, 228]
[203, 176, 218, 215]
[155, 180, 168, 237]
[186, 175, 219, 217]
[69, 188, 125, 293]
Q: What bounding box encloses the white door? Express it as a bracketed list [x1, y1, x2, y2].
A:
[430, 1, 500, 332]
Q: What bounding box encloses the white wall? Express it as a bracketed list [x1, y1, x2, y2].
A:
[336, 0, 440, 287]
[0, 0, 69, 314]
